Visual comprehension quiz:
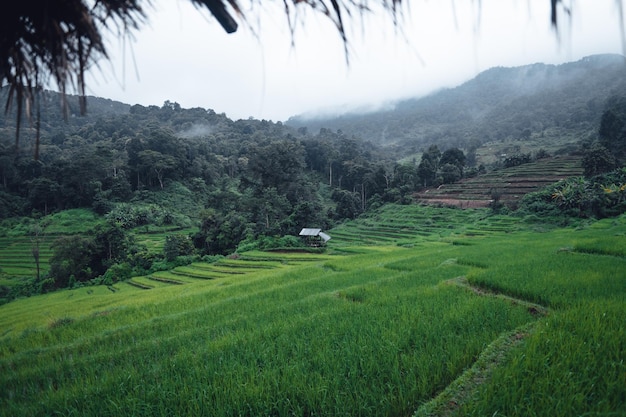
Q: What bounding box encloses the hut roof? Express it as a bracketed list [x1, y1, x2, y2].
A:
[318, 232, 331, 242]
[299, 228, 331, 242]
[299, 228, 322, 236]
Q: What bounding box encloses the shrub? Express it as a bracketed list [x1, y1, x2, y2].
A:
[101, 262, 133, 283]
[503, 153, 532, 168]
[257, 235, 306, 250]
[164, 234, 195, 261]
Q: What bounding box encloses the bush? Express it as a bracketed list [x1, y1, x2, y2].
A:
[515, 168, 626, 219]
[257, 235, 306, 250]
[164, 234, 195, 261]
[92, 194, 114, 215]
[101, 262, 133, 283]
[201, 254, 224, 263]
[503, 153, 532, 168]
[235, 238, 259, 253]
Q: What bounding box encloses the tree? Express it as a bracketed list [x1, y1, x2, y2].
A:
[93, 222, 134, 266]
[245, 140, 305, 192]
[418, 145, 441, 187]
[164, 234, 195, 261]
[48, 235, 97, 287]
[30, 222, 48, 281]
[392, 163, 419, 190]
[27, 177, 59, 215]
[331, 189, 362, 219]
[503, 153, 532, 168]
[193, 209, 249, 255]
[243, 138, 318, 213]
[439, 147, 466, 178]
[599, 95, 626, 162]
[138, 150, 178, 189]
[489, 187, 504, 212]
[439, 163, 462, 184]
[551, 177, 594, 217]
[582, 142, 617, 177]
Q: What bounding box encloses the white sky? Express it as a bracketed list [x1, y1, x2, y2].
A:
[85, 0, 625, 122]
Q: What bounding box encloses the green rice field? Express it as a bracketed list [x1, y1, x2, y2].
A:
[0, 205, 624, 416]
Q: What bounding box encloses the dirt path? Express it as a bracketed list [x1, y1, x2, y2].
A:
[413, 277, 549, 417]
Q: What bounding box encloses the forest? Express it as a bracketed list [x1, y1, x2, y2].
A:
[1, 54, 626, 297]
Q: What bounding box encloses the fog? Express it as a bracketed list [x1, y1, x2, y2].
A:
[85, 0, 625, 122]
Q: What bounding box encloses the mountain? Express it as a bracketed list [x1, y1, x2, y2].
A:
[286, 54, 626, 155]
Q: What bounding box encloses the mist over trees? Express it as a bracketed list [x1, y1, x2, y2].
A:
[287, 55, 626, 155]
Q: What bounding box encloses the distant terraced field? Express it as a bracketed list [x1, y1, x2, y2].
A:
[327, 204, 526, 247]
[415, 155, 583, 208]
[0, 235, 56, 281]
[126, 251, 332, 291]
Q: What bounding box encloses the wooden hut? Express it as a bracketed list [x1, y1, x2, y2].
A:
[299, 228, 331, 247]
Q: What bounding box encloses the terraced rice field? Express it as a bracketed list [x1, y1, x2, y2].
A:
[127, 251, 332, 291]
[134, 227, 197, 254]
[0, 235, 56, 280]
[327, 204, 526, 247]
[1, 212, 624, 417]
[0, 225, 195, 281]
[416, 155, 583, 208]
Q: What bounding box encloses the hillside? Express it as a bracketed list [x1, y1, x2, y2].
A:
[0, 207, 624, 416]
[287, 54, 626, 157]
[415, 155, 584, 208]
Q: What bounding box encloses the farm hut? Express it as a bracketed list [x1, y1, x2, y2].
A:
[299, 228, 331, 246]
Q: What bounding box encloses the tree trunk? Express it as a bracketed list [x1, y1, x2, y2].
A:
[155, 168, 164, 189]
[361, 183, 366, 211]
[329, 162, 333, 187]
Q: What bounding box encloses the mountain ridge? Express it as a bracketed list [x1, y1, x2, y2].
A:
[286, 54, 626, 154]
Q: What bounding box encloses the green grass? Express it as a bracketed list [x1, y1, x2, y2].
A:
[0, 206, 625, 416]
[0, 209, 104, 286]
[134, 227, 197, 254]
[42, 209, 105, 234]
[0, 236, 55, 280]
[452, 300, 626, 417]
[327, 204, 526, 247]
[0, 248, 535, 416]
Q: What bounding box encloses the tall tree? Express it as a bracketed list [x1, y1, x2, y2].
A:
[48, 235, 97, 287]
[418, 145, 441, 187]
[245, 139, 305, 193]
[138, 150, 178, 189]
[599, 95, 626, 162]
[439, 147, 466, 177]
[27, 177, 59, 214]
[582, 142, 617, 177]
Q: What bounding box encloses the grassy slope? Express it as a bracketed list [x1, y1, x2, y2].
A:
[0, 207, 197, 292]
[0, 207, 624, 416]
[0, 209, 105, 288]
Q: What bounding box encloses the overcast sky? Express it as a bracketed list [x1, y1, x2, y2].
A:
[85, 0, 625, 122]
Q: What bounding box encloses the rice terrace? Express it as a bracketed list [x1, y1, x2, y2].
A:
[1, 36, 626, 416]
[1, 204, 625, 416]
